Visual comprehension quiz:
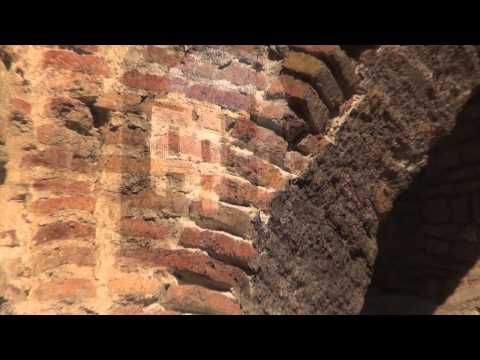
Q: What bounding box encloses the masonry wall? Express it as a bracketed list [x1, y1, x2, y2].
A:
[1, 45, 479, 315]
[0, 45, 360, 314]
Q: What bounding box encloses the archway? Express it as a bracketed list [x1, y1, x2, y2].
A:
[362, 90, 480, 314]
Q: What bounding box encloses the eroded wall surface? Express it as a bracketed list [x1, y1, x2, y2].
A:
[1, 45, 479, 315]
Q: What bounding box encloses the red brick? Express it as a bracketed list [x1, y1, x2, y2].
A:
[33, 278, 96, 301]
[32, 244, 96, 273]
[33, 179, 92, 195]
[61, 45, 98, 54]
[218, 63, 258, 87]
[229, 116, 288, 167]
[101, 155, 150, 174]
[278, 75, 330, 134]
[201, 140, 212, 162]
[124, 191, 189, 217]
[10, 98, 32, 115]
[168, 127, 180, 154]
[121, 70, 170, 93]
[31, 196, 96, 215]
[179, 226, 256, 269]
[110, 306, 180, 315]
[190, 199, 254, 238]
[163, 285, 241, 315]
[119, 248, 249, 291]
[145, 46, 183, 68]
[221, 145, 288, 189]
[212, 175, 273, 211]
[119, 218, 173, 240]
[43, 50, 110, 76]
[33, 221, 95, 244]
[37, 125, 67, 146]
[179, 133, 202, 159]
[108, 274, 161, 297]
[72, 157, 97, 174]
[296, 134, 330, 155]
[283, 51, 344, 111]
[253, 99, 308, 143]
[186, 84, 254, 112]
[21, 147, 73, 170]
[290, 45, 360, 94]
[104, 127, 147, 146]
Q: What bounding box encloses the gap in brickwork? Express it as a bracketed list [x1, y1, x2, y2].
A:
[0, 161, 6, 184]
[340, 45, 379, 61]
[361, 90, 480, 314]
[0, 48, 12, 70]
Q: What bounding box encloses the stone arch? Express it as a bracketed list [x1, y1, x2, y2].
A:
[241, 45, 480, 315]
[362, 88, 480, 314]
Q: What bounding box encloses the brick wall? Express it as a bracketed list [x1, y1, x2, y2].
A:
[0, 45, 359, 314]
[2, 45, 478, 315]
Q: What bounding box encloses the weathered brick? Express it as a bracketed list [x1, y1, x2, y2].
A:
[121, 70, 170, 93]
[211, 175, 273, 211]
[296, 134, 330, 155]
[124, 191, 189, 217]
[22, 147, 73, 170]
[119, 248, 249, 291]
[218, 62, 259, 87]
[110, 305, 180, 315]
[101, 155, 150, 174]
[163, 285, 240, 315]
[61, 45, 98, 54]
[276, 75, 330, 134]
[229, 116, 288, 167]
[104, 127, 147, 146]
[95, 92, 143, 113]
[283, 51, 344, 111]
[221, 145, 288, 189]
[145, 46, 184, 68]
[33, 278, 96, 302]
[48, 97, 94, 135]
[10, 98, 32, 115]
[186, 84, 254, 112]
[196, 106, 226, 133]
[253, 99, 308, 143]
[33, 221, 95, 244]
[152, 97, 194, 127]
[43, 50, 110, 76]
[179, 226, 256, 269]
[31, 196, 96, 215]
[190, 199, 254, 238]
[108, 274, 161, 297]
[0, 230, 18, 247]
[119, 218, 173, 240]
[290, 45, 360, 95]
[32, 244, 96, 273]
[33, 179, 91, 196]
[284, 151, 310, 175]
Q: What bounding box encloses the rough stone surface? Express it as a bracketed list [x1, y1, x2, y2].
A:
[1, 45, 480, 315]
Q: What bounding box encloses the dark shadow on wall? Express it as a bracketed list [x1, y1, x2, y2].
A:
[361, 91, 480, 315]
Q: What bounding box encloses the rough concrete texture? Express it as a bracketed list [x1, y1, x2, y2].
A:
[1, 45, 480, 315]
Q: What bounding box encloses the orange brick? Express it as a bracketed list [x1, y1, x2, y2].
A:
[33, 221, 95, 244]
[119, 218, 173, 240]
[180, 226, 256, 270]
[31, 196, 96, 215]
[43, 50, 110, 76]
[164, 285, 241, 315]
[121, 70, 170, 93]
[33, 278, 96, 302]
[119, 248, 249, 291]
